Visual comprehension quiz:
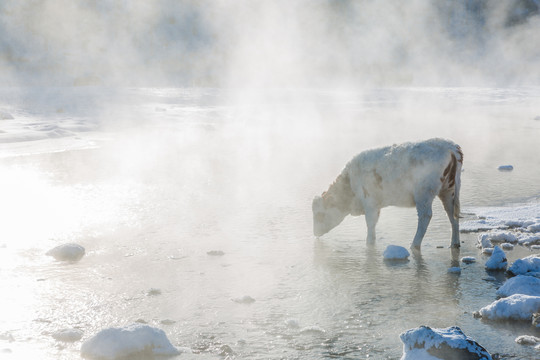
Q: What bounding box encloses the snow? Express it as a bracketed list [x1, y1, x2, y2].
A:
[475, 294, 540, 321]
[80, 324, 180, 359]
[383, 245, 410, 261]
[462, 202, 540, 235]
[399, 326, 492, 360]
[485, 246, 507, 271]
[496, 275, 540, 297]
[477, 231, 518, 249]
[508, 254, 540, 277]
[46, 243, 85, 262]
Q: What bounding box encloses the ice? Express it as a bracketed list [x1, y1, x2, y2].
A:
[52, 328, 83, 342]
[497, 165, 514, 171]
[515, 335, 540, 345]
[508, 254, 540, 277]
[447, 267, 461, 274]
[475, 294, 540, 321]
[482, 248, 494, 255]
[299, 325, 326, 335]
[496, 275, 540, 297]
[383, 245, 410, 261]
[46, 243, 85, 262]
[501, 243, 514, 251]
[80, 324, 180, 359]
[399, 326, 492, 360]
[461, 256, 476, 264]
[485, 246, 507, 271]
[285, 318, 300, 329]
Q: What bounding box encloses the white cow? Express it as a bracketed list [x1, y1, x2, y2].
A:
[312, 138, 463, 249]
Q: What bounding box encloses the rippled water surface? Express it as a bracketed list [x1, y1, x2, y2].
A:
[0, 87, 539, 359]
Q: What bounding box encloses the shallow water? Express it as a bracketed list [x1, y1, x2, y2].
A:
[0, 87, 539, 359]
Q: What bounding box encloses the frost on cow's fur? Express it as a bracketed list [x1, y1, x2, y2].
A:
[313, 138, 463, 249]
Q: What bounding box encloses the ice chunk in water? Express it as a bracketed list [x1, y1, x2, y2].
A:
[80, 324, 180, 359]
[383, 245, 410, 261]
[46, 243, 85, 262]
[400, 326, 492, 360]
[485, 246, 507, 271]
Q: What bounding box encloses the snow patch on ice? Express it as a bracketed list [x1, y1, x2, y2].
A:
[475, 294, 540, 321]
[383, 245, 410, 261]
[399, 326, 492, 360]
[496, 275, 540, 297]
[80, 324, 180, 359]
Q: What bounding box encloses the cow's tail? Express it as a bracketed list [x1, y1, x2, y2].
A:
[442, 145, 463, 220]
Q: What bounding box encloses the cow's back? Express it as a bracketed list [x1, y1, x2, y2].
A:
[346, 139, 457, 208]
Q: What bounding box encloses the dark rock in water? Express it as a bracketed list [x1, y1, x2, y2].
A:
[400, 326, 492, 360]
[46, 243, 85, 262]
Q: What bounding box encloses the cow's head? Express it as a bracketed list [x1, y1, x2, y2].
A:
[312, 195, 348, 237]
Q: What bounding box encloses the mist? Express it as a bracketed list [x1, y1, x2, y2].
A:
[1, 1, 540, 359]
[1, 0, 540, 87]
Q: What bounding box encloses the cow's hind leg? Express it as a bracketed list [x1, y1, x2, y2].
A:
[439, 190, 460, 248]
[411, 195, 435, 250]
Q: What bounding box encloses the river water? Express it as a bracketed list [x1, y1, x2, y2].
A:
[0, 87, 539, 359]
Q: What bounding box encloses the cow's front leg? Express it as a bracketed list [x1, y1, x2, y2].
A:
[411, 197, 433, 249]
[365, 207, 380, 244]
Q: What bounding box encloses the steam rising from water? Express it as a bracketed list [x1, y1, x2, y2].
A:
[1, 1, 539, 86]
